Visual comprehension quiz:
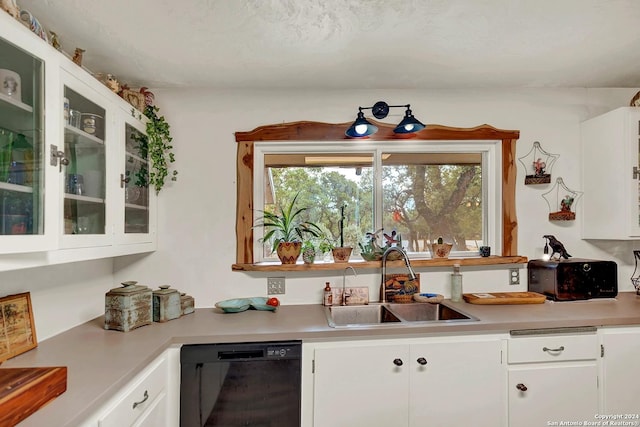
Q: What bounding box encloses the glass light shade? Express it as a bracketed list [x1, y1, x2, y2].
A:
[394, 108, 425, 134]
[345, 111, 378, 137]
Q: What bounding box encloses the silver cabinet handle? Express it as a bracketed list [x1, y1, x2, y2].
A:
[132, 390, 149, 409]
[416, 357, 428, 366]
[516, 383, 527, 391]
[542, 346, 565, 353]
[393, 358, 403, 366]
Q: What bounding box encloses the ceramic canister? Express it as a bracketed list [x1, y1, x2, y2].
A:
[0, 69, 21, 102]
[180, 292, 195, 316]
[152, 285, 181, 322]
[104, 281, 152, 332]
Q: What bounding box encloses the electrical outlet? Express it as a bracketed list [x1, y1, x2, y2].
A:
[509, 268, 520, 285]
[267, 277, 285, 295]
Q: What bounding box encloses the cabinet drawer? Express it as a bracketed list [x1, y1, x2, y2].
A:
[98, 355, 168, 427]
[508, 334, 598, 363]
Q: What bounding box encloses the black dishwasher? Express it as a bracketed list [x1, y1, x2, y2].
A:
[180, 340, 302, 427]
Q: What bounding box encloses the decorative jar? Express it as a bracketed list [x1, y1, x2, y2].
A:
[104, 281, 152, 332]
[152, 285, 181, 322]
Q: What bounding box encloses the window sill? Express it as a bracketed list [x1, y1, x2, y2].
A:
[232, 256, 528, 272]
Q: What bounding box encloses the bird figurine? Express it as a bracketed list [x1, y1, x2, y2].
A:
[72, 48, 85, 66]
[543, 235, 571, 259]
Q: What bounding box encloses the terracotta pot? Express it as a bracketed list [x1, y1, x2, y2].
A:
[332, 246, 353, 263]
[276, 241, 302, 264]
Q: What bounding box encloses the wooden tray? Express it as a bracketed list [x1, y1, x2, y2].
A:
[0, 366, 67, 426]
[463, 292, 546, 304]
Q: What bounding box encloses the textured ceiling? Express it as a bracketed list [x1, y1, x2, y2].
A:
[14, 0, 640, 89]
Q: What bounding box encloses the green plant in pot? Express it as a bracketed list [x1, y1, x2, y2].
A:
[255, 193, 322, 264]
[301, 240, 316, 264]
[332, 204, 353, 263]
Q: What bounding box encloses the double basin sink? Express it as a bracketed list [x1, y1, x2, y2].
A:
[325, 302, 478, 328]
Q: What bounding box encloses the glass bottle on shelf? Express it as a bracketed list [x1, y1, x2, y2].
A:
[0, 36, 44, 236]
[124, 123, 149, 234]
[62, 86, 106, 235]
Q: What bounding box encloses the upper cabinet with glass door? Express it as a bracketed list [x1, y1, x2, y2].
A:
[581, 107, 640, 239]
[59, 69, 109, 248]
[0, 28, 48, 253]
[117, 109, 156, 245]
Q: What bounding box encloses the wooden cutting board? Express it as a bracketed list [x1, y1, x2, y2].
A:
[0, 366, 67, 426]
[463, 292, 547, 304]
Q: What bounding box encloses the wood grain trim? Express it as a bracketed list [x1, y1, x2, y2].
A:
[235, 121, 521, 266]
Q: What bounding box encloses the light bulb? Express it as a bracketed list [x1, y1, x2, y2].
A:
[404, 124, 414, 131]
[355, 124, 368, 135]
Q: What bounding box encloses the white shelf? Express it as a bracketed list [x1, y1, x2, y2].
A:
[64, 193, 104, 204]
[0, 92, 33, 113]
[64, 124, 104, 146]
[0, 181, 34, 193]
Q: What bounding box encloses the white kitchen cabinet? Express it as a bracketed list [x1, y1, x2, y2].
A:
[306, 335, 505, 427]
[507, 331, 599, 426]
[0, 11, 156, 270]
[79, 347, 180, 427]
[599, 326, 640, 413]
[581, 107, 640, 239]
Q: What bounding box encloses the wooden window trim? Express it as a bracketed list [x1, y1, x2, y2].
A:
[234, 121, 522, 271]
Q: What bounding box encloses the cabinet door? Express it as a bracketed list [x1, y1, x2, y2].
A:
[116, 111, 156, 245]
[508, 362, 598, 426]
[60, 69, 111, 248]
[0, 31, 54, 252]
[409, 338, 504, 427]
[581, 107, 640, 239]
[601, 327, 640, 413]
[313, 343, 410, 427]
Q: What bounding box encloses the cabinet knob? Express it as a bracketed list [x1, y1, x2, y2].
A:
[516, 383, 527, 392]
[416, 357, 428, 365]
[393, 358, 403, 366]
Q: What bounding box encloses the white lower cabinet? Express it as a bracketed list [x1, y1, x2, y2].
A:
[305, 335, 505, 427]
[79, 347, 180, 427]
[599, 326, 640, 413]
[507, 331, 599, 427]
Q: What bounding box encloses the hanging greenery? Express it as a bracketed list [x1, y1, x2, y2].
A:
[144, 105, 177, 193]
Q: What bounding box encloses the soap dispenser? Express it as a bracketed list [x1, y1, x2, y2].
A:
[451, 264, 463, 302]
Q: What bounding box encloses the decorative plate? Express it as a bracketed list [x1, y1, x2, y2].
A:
[248, 297, 277, 311]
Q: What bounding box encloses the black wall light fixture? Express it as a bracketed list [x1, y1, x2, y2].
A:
[345, 101, 425, 138]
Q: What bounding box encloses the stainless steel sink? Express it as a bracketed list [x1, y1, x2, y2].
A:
[326, 304, 401, 327]
[325, 302, 478, 328]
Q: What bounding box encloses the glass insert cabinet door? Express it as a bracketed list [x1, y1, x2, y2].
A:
[123, 122, 149, 234]
[62, 86, 106, 235]
[0, 37, 44, 238]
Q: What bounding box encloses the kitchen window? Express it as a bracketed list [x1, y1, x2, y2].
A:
[233, 122, 521, 269]
[254, 142, 496, 262]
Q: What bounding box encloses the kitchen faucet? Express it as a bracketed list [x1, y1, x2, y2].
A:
[380, 246, 418, 303]
[342, 266, 357, 306]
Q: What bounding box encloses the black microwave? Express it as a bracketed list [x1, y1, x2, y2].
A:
[527, 258, 618, 301]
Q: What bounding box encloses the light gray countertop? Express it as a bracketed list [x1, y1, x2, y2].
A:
[6, 292, 640, 426]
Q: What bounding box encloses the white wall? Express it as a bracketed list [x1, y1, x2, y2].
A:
[111, 87, 639, 308]
[3, 87, 639, 341]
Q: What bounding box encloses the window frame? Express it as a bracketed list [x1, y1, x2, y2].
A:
[254, 141, 498, 262]
[234, 121, 522, 270]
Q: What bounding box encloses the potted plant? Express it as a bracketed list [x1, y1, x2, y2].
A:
[332, 204, 353, 263]
[301, 240, 316, 264]
[255, 193, 322, 264]
[429, 236, 453, 259]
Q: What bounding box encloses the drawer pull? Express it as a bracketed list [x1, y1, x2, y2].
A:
[542, 346, 565, 353]
[132, 390, 149, 409]
[516, 383, 528, 391]
[416, 357, 428, 366]
[393, 358, 403, 366]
